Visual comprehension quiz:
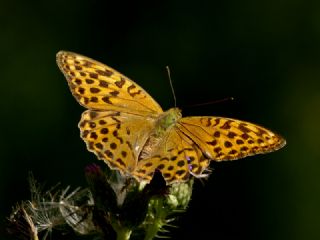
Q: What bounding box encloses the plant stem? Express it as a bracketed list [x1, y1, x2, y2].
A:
[111, 220, 132, 240]
[116, 229, 132, 240]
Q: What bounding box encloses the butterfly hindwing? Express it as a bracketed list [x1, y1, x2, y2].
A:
[79, 110, 156, 174]
[134, 128, 210, 184]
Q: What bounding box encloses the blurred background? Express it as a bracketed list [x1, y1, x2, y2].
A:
[1, 0, 319, 239]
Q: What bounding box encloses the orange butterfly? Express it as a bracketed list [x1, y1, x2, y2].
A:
[57, 51, 286, 184]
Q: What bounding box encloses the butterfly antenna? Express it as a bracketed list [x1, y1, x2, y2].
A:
[186, 97, 234, 108]
[166, 66, 177, 107]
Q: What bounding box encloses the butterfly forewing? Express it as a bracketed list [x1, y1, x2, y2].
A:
[177, 117, 286, 161]
[56, 51, 163, 115]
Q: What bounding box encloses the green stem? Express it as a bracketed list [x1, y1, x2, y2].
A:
[144, 218, 163, 240]
[144, 199, 167, 240]
[116, 228, 132, 240]
[111, 220, 132, 240]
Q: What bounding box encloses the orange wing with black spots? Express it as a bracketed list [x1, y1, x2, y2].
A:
[133, 116, 285, 184]
[56, 51, 163, 115]
[79, 110, 156, 174]
[57, 51, 163, 178]
[177, 117, 286, 161]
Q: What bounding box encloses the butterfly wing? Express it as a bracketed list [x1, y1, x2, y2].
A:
[57, 51, 164, 175]
[131, 116, 286, 184]
[79, 110, 157, 174]
[56, 51, 163, 115]
[177, 116, 286, 161]
[133, 127, 211, 184]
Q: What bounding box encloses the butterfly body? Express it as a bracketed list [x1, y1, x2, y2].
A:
[57, 51, 286, 184]
[138, 107, 181, 159]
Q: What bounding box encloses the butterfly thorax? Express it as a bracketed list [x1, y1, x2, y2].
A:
[139, 108, 182, 160]
[155, 108, 182, 136]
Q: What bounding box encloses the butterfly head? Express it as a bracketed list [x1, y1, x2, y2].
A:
[167, 107, 182, 122]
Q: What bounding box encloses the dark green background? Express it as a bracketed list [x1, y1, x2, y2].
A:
[1, 0, 320, 239]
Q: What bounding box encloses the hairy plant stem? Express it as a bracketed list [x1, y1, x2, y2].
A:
[114, 227, 132, 240]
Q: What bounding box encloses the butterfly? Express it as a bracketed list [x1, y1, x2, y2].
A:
[57, 51, 286, 184]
